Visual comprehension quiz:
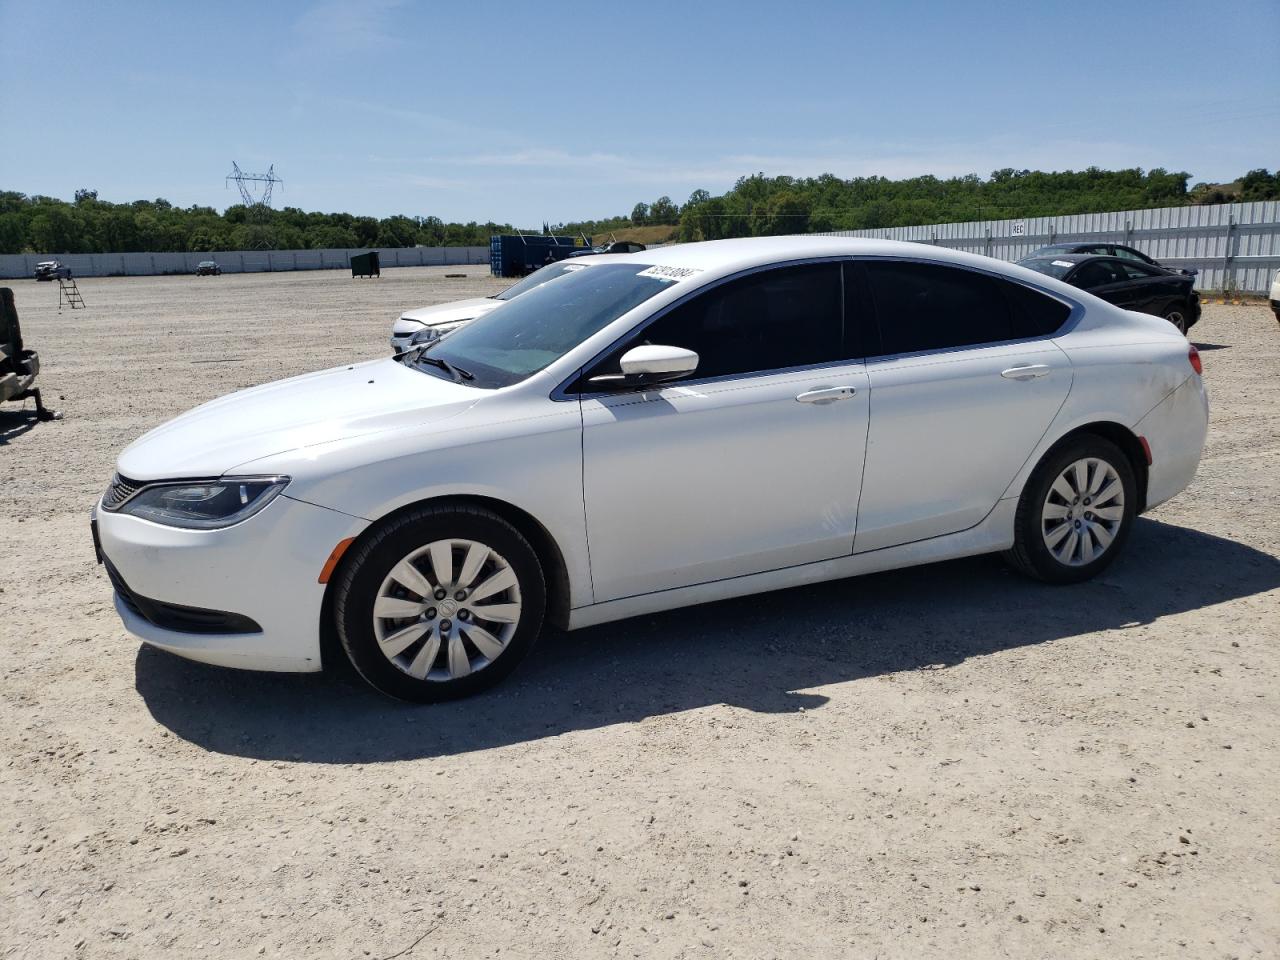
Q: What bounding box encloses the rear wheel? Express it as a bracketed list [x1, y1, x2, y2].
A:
[335, 505, 545, 702]
[1162, 303, 1189, 335]
[1004, 435, 1137, 584]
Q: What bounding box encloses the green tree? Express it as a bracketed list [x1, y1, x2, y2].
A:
[649, 196, 679, 224]
[0, 213, 24, 254]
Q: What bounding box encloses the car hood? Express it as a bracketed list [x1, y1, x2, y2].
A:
[116, 358, 480, 481]
[394, 297, 502, 333]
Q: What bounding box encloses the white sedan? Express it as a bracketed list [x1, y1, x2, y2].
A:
[389, 261, 587, 353]
[94, 237, 1208, 702]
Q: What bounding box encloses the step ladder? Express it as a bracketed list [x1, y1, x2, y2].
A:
[58, 277, 86, 310]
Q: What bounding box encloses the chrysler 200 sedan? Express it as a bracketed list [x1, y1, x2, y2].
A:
[93, 237, 1208, 702]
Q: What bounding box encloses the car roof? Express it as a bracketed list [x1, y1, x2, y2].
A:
[565, 235, 1103, 302]
[580, 235, 1040, 276]
[1022, 253, 1098, 265]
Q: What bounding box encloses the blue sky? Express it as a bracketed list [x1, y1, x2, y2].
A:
[2, 0, 1277, 226]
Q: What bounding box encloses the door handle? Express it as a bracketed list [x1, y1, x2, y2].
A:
[795, 386, 857, 404]
[1000, 364, 1051, 381]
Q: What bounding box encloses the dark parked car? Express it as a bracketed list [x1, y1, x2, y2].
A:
[34, 260, 71, 281]
[567, 240, 647, 258]
[195, 261, 222, 276]
[1017, 253, 1200, 333]
[1030, 242, 1194, 277]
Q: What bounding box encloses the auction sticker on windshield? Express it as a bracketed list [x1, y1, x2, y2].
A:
[637, 265, 703, 282]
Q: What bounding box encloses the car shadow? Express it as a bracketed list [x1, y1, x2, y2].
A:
[136, 517, 1280, 764]
[1191, 341, 1230, 351]
[0, 407, 39, 445]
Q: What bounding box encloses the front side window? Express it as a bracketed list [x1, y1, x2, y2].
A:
[418, 263, 672, 388]
[588, 262, 844, 384]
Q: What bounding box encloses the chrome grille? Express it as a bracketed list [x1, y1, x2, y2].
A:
[101, 473, 142, 510]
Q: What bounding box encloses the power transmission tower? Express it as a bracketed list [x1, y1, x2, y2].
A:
[225, 162, 283, 214]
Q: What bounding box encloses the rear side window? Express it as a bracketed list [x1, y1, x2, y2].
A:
[607, 262, 844, 381]
[864, 261, 1014, 354]
[1120, 262, 1158, 280]
[1072, 260, 1126, 289]
[863, 261, 1068, 355]
[1002, 281, 1071, 337]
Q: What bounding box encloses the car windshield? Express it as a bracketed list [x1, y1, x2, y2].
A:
[414, 262, 670, 388]
[1018, 257, 1074, 280]
[493, 261, 587, 301]
[1032, 244, 1078, 256]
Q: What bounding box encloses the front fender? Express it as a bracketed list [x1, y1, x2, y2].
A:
[237, 402, 593, 608]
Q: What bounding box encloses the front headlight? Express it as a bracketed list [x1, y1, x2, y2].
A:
[117, 476, 289, 529]
[408, 326, 441, 347]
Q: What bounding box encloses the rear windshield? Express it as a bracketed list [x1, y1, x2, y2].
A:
[1018, 258, 1074, 280]
[417, 262, 671, 388]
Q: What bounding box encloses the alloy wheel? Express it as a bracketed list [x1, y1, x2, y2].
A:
[372, 539, 522, 681]
[1040, 457, 1125, 567]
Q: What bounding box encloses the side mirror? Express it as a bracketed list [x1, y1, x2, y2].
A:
[589, 344, 699, 388]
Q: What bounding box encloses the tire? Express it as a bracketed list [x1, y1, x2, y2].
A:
[334, 505, 546, 702]
[1162, 303, 1189, 335]
[1003, 434, 1137, 584]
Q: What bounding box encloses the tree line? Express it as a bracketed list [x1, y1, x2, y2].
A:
[668, 167, 1280, 243]
[2, 168, 1277, 255]
[0, 189, 524, 255]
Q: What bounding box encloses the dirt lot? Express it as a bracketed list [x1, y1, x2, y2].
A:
[2, 268, 1278, 959]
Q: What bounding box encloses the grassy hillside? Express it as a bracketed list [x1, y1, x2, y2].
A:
[588, 224, 678, 245]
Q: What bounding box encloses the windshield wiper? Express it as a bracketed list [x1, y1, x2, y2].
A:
[416, 353, 474, 382]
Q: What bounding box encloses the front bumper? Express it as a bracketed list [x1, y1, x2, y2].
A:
[95, 494, 368, 672]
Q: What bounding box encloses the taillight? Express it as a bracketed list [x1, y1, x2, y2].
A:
[1188, 345, 1202, 375]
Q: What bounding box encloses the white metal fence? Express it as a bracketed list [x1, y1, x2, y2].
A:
[0, 245, 489, 280]
[823, 200, 1280, 294]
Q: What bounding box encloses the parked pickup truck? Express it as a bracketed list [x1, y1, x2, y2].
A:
[1, 287, 58, 420]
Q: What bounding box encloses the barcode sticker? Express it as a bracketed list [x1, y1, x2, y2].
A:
[637, 265, 702, 282]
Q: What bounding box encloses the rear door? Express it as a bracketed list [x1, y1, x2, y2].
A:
[853, 260, 1074, 552]
[1118, 261, 1184, 315]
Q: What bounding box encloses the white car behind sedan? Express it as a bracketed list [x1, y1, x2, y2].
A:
[95, 236, 1208, 702]
[389, 261, 589, 353]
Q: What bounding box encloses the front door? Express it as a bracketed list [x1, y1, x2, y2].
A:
[576, 262, 871, 603]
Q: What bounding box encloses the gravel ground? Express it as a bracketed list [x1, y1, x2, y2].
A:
[2, 268, 1278, 960]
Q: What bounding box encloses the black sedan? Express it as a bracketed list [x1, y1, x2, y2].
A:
[1030, 242, 1195, 277]
[1017, 253, 1200, 334]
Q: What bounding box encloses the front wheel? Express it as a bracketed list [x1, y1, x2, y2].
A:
[334, 506, 546, 702]
[1004, 435, 1137, 584]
